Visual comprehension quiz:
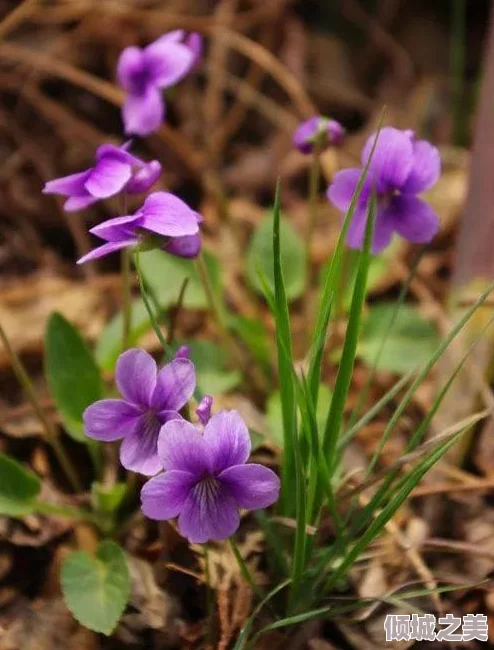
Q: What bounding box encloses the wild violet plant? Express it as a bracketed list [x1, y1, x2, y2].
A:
[1, 29, 493, 645]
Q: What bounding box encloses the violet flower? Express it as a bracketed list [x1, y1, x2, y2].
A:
[83, 349, 196, 475]
[327, 127, 441, 253]
[117, 31, 202, 137]
[43, 142, 161, 212]
[77, 191, 203, 264]
[141, 411, 280, 543]
[293, 116, 345, 154]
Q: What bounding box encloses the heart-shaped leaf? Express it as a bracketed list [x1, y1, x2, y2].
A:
[0, 453, 41, 517]
[357, 303, 439, 374]
[61, 541, 130, 635]
[45, 313, 103, 442]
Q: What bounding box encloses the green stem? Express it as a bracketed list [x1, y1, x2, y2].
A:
[134, 251, 171, 355]
[0, 321, 83, 493]
[305, 137, 322, 274]
[196, 254, 269, 393]
[121, 247, 132, 351]
[196, 253, 242, 364]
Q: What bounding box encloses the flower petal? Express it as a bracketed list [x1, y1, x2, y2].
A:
[119, 417, 163, 476]
[157, 419, 210, 474]
[43, 170, 91, 197]
[219, 464, 280, 510]
[293, 116, 321, 154]
[122, 87, 164, 137]
[385, 195, 439, 244]
[95, 144, 137, 165]
[143, 41, 195, 88]
[177, 483, 239, 543]
[117, 46, 144, 92]
[163, 233, 202, 258]
[401, 139, 441, 194]
[151, 358, 196, 411]
[89, 213, 142, 242]
[361, 127, 414, 193]
[203, 410, 250, 473]
[116, 349, 157, 407]
[327, 169, 363, 212]
[84, 157, 132, 199]
[64, 194, 98, 212]
[141, 470, 196, 520]
[139, 192, 200, 237]
[184, 33, 203, 68]
[345, 206, 394, 254]
[77, 240, 137, 264]
[83, 399, 141, 441]
[126, 160, 162, 194]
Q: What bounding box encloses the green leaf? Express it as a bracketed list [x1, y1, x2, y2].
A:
[61, 541, 130, 635]
[45, 313, 103, 442]
[91, 482, 127, 515]
[246, 212, 306, 302]
[357, 304, 439, 374]
[139, 249, 221, 310]
[267, 385, 332, 448]
[95, 299, 151, 371]
[178, 340, 241, 396]
[0, 453, 41, 516]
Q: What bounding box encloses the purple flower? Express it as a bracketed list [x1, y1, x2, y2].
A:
[77, 191, 202, 264]
[140, 411, 280, 543]
[43, 142, 161, 212]
[327, 127, 441, 253]
[293, 116, 345, 154]
[83, 349, 196, 475]
[117, 31, 202, 137]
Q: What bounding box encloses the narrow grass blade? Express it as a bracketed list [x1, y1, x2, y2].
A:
[325, 433, 462, 592]
[366, 280, 494, 477]
[233, 580, 291, 650]
[346, 246, 426, 432]
[322, 194, 376, 467]
[307, 112, 385, 405]
[271, 181, 301, 518]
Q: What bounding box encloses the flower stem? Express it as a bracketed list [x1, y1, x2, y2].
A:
[196, 253, 267, 392]
[121, 247, 132, 351]
[305, 137, 323, 270]
[0, 320, 83, 493]
[304, 135, 323, 343]
[134, 250, 171, 355]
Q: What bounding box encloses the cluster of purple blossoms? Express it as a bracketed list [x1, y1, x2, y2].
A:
[43, 29, 281, 544]
[44, 27, 443, 546]
[83, 349, 280, 542]
[327, 127, 441, 253]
